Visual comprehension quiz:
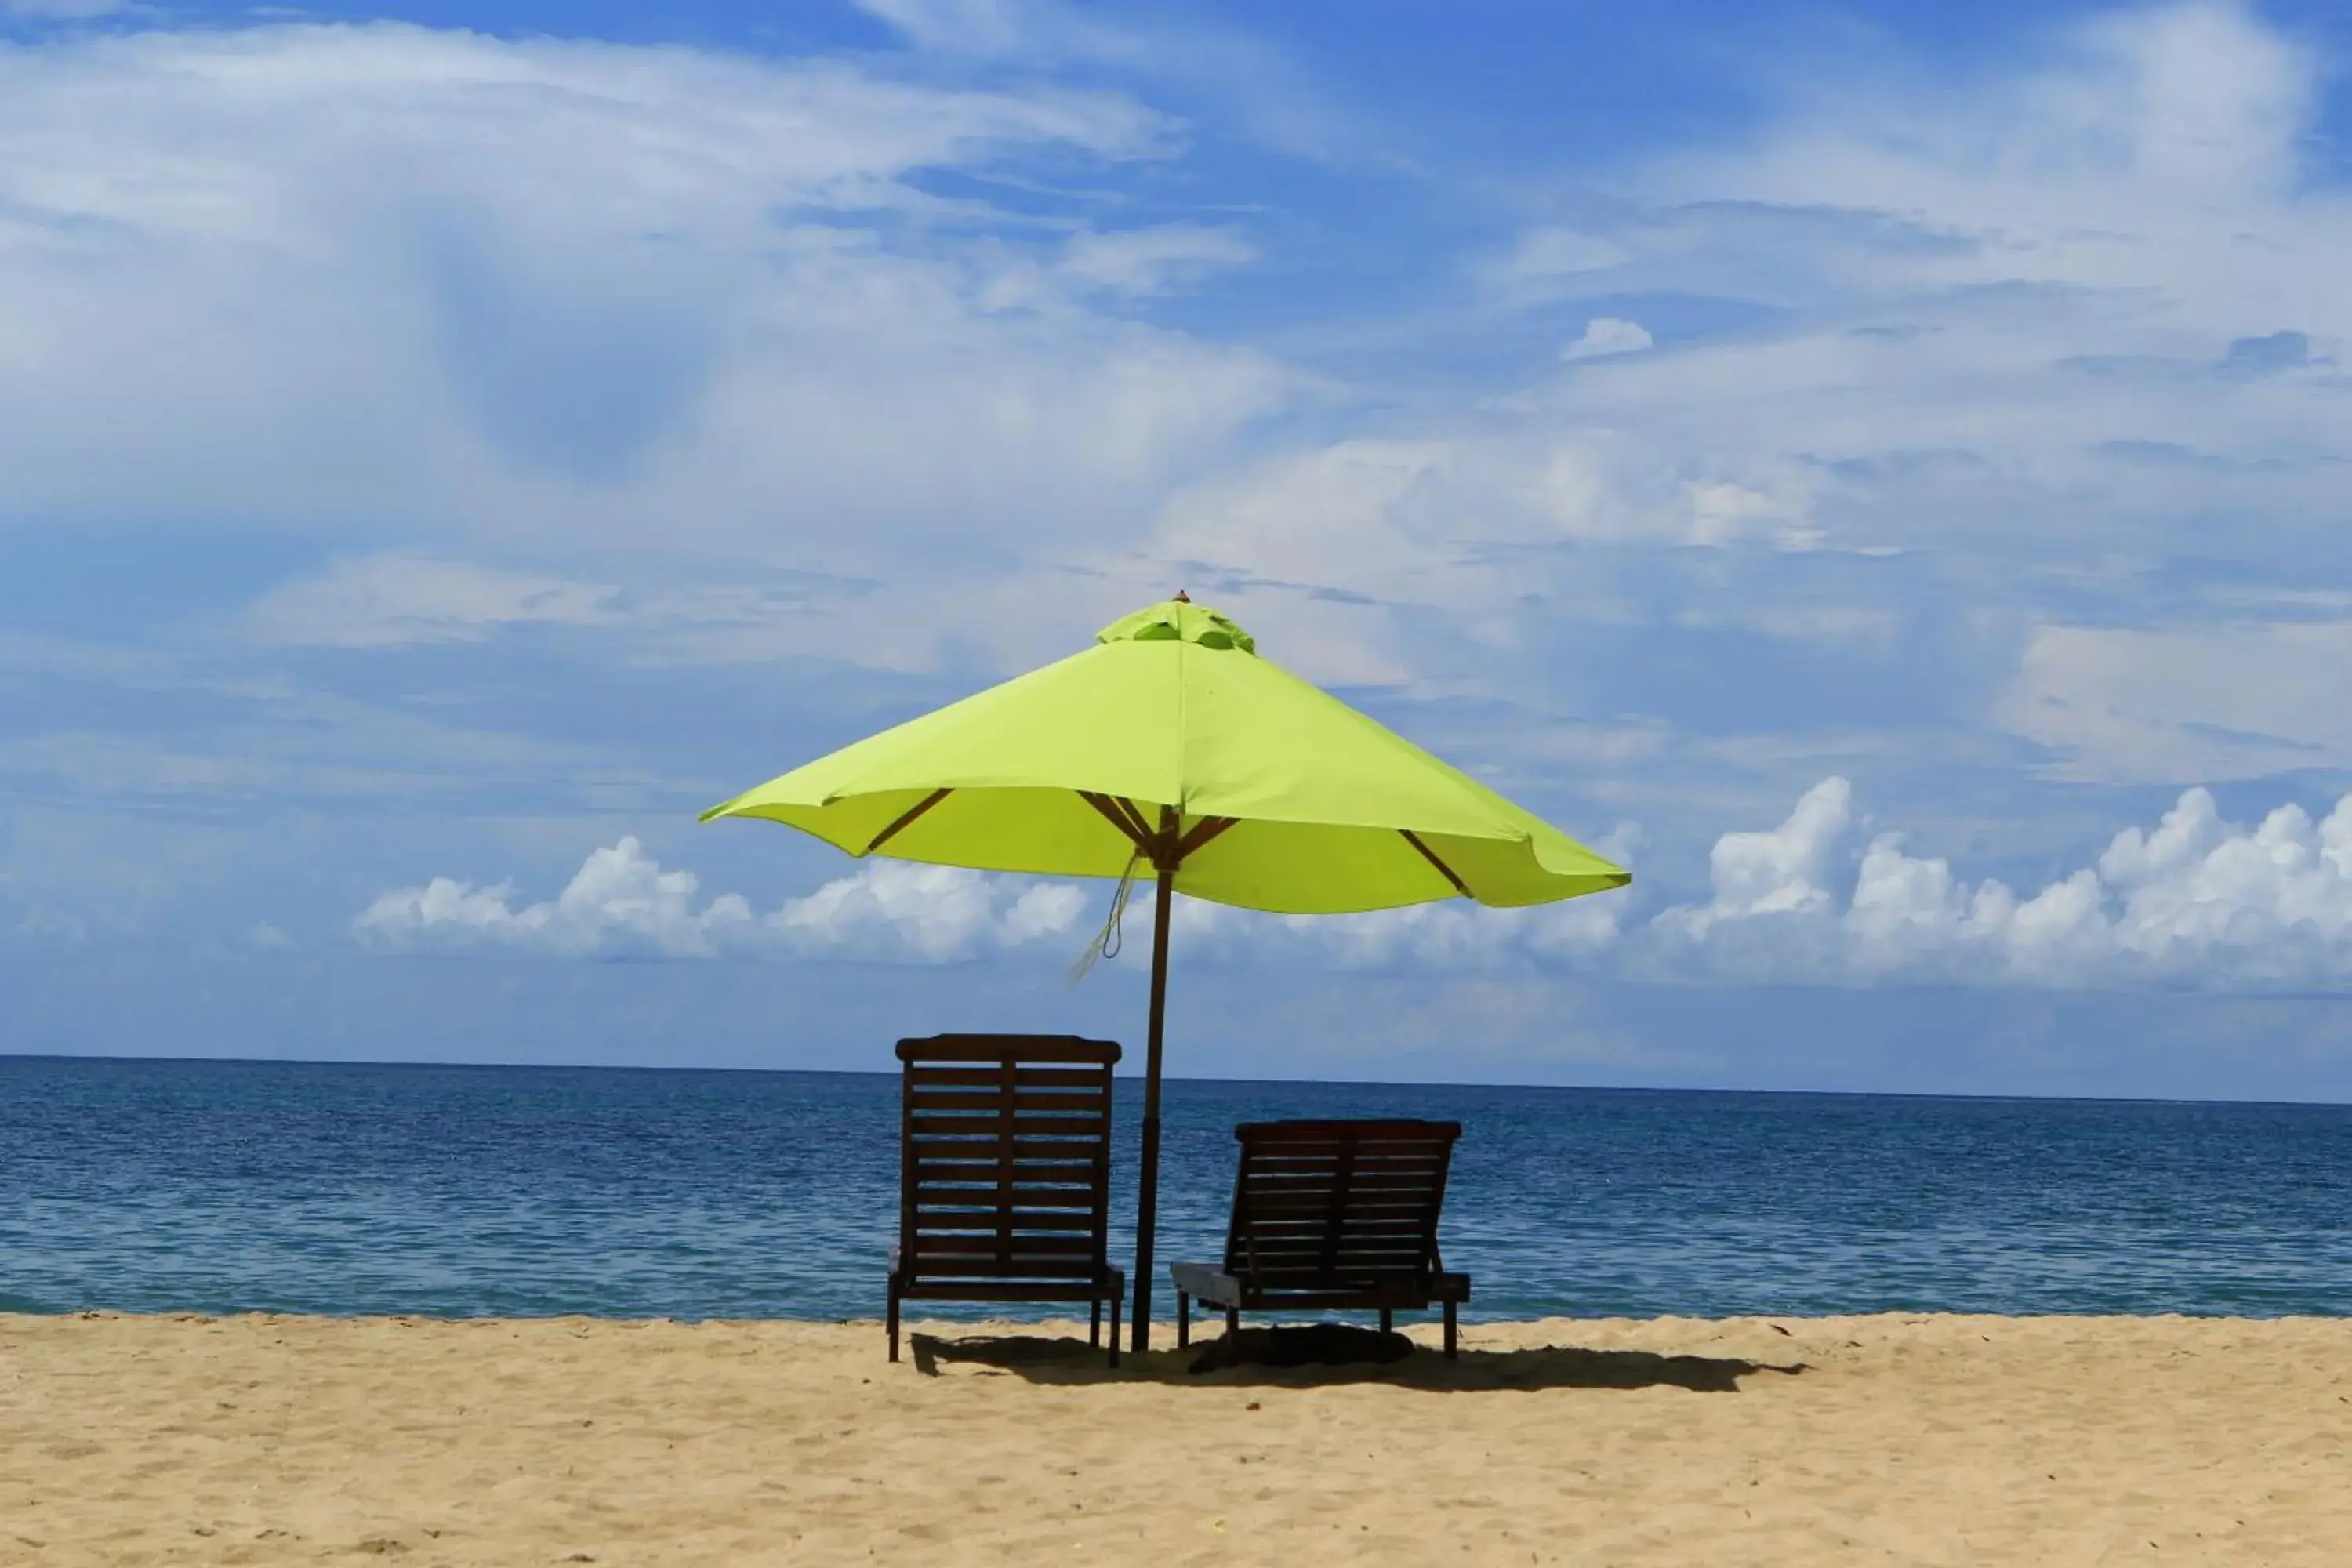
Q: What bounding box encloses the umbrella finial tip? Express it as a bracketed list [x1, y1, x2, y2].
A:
[1173, 589, 1191, 603]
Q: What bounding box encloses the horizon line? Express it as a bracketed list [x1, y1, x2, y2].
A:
[5, 1050, 2349, 1112]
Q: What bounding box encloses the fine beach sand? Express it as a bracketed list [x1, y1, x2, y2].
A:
[6, 1312, 2351, 1565]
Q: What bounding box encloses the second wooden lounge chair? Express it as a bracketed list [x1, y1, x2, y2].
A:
[887, 1034, 1126, 1367]
[1171, 1118, 1472, 1359]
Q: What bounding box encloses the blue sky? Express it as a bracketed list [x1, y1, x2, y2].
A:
[7, 0, 2352, 1098]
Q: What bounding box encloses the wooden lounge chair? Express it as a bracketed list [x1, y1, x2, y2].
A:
[887, 1034, 1126, 1367]
[1171, 1119, 1471, 1359]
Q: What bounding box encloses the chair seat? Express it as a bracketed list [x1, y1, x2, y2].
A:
[1171, 1261, 1470, 1311]
[891, 1247, 1125, 1302]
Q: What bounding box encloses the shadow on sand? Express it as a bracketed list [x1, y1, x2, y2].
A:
[906, 1327, 1807, 1392]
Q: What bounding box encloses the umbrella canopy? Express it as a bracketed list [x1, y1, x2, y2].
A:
[702, 597, 1629, 1348]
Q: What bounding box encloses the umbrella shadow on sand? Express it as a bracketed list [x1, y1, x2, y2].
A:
[905, 1328, 1806, 1393]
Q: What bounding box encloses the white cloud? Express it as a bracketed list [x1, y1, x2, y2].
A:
[771, 859, 1088, 961]
[356, 838, 755, 958]
[354, 826, 1631, 970]
[1998, 620, 2352, 784]
[1477, 227, 1630, 301]
[1152, 880, 1624, 971]
[355, 839, 1087, 961]
[0, 22, 1290, 576]
[350, 779, 2352, 992]
[247, 556, 625, 648]
[1055, 224, 1257, 296]
[1644, 776, 2352, 989]
[1536, 2, 2352, 551]
[1562, 317, 1653, 361]
[2, 1, 129, 16]
[1659, 777, 1849, 937]
[851, 0, 1341, 156]
[1127, 425, 1827, 682]
[1096, 0, 2352, 765]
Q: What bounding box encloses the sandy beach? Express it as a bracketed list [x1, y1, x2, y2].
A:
[5, 1311, 2350, 1565]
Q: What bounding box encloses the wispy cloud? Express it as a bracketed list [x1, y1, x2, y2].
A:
[1563, 318, 1653, 361]
[0, 22, 1287, 570]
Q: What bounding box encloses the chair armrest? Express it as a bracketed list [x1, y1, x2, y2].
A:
[1169, 1262, 1241, 1306]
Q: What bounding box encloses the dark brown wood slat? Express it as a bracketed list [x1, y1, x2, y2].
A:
[1242, 1167, 1443, 1184]
[908, 1116, 1108, 1138]
[907, 1105, 1110, 1122]
[913, 1167, 1102, 1181]
[907, 1260, 1105, 1279]
[895, 1035, 1121, 1065]
[912, 1192, 1104, 1207]
[904, 1088, 1108, 1112]
[910, 1176, 1099, 1192]
[913, 1149, 1104, 1163]
[914, 1170, 1101, 1185]
[911, 1140, 1105, 1164]
[897, 1281, 1117, 1303]
[905, 1065, 1109, 1088]
[1246, 1148, 1450, 1164]
[1242, 1200, 1437, 1220]
[910, 1174, 1099, 1191]
[912, 1168, 1102, 1181]
[913, 1213, 1102, 1233]
[1243, 1136, 1454, 1155]
[913, 1231, 1100, 1250]
[906, 1111, 1112, 1126]
[1240, 1175, 1439, 1197]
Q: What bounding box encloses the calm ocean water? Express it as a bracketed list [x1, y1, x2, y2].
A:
[3, 1055, 2348, 1321]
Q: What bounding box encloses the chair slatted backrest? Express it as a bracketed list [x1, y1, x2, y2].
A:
[1224, 1120, 1461, 1293]
[896, 1035, 1121, 1287]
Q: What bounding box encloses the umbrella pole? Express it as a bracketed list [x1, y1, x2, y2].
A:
[1131, 861, 1174, 1353]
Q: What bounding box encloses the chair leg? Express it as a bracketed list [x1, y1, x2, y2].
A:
[1443, 1299, 1457, 1359]
[1177, 1291, 1190, 1349]
[1107, 1290, 1122, 1369]
[1226, 1305, 1240, 1340]
[1091, 1298, 1102, 1347]
[1379, 1307, 1392, 1334]
[887, 1282, 901, 1363]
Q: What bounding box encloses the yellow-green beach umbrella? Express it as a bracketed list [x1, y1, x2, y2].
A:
[702, 596, 1628, 1348]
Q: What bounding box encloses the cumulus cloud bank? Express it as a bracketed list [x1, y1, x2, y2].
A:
[356, 839, 1088, 961]
[354, 784, 2352, 989]
[1646, 779, 2352, 989]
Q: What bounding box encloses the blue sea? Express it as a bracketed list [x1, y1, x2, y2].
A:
[4, 1055, 2349, 1321]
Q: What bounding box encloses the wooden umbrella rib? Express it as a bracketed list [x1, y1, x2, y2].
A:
[1174, 815, 1238, 860]
[1114, 796, 1159, 846]
[1079, 791, 1155, 855]
[863, 787, 952, 855]
[1399, 829, 1473, 899]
